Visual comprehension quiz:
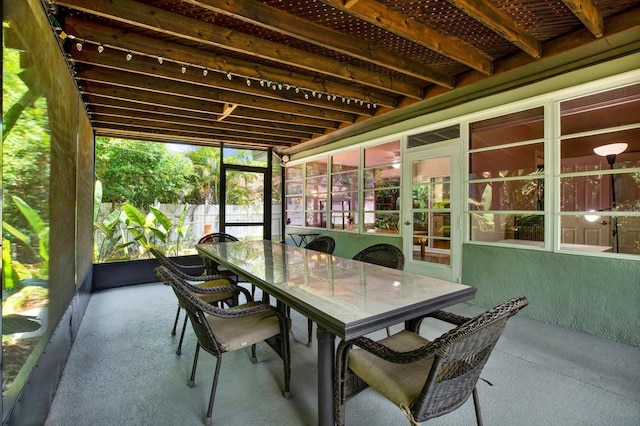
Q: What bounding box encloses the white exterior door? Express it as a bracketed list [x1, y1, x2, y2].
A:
[402, 142, 462, 282]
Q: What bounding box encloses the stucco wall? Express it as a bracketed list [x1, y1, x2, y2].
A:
[462, 244, 640, 347]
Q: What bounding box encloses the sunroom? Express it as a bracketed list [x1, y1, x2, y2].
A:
[2, 0, 640, 424]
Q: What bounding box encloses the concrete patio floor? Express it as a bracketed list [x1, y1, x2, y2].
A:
[45, 282, 640, 426]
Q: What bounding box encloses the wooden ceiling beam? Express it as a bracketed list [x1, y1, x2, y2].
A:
[81, 86, 340, 130]
[55, 0, 423, 98]
[93, 125, 293, 148]
[447, 0, 541, 58]
[91, 116, 303, 144]
[90, 105, 315, 140]
[63, 17, 398, 108]
[561, 0, 604, 38]
[183, 0, 453, 88]
[68, 47, 377, 116]
[320, 0, 492, 75]
[75, 66, 359, 123]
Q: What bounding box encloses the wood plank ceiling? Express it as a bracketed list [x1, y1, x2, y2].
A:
[45, 0, 640, 154]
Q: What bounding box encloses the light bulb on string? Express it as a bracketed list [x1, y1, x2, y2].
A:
[76, 42, 83, 51]
[203, 69, 208, 76]
[97, 45, 104, 53]
[157, 56, 163, 64]
[226, 72, 232, 80]
[246, 79, 251, 86]
[181, 65, 187, 74]
[126, 52, 133, 61]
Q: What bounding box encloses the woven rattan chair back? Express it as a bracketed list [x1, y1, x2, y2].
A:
[335, 296, 528, 426]
[198, 232, 239, 244]
[150, 247, 237, 355]
[304, 236, 336, 254]
[150, 247, 206, 276]
[353, 243, 405, 270]
[155, 266, 291, 425]
[414, 297, 528, 423]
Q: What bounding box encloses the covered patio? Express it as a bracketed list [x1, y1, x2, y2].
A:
[45, 282, 640, 425]
[2, 0, 640, 424]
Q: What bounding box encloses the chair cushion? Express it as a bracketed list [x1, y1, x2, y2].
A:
[194, 279, 235, 304]
[349, 330, 434, 407]
[207, 303, 281, 352]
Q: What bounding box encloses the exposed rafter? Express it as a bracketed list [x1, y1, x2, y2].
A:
[46, 0, 640, 151]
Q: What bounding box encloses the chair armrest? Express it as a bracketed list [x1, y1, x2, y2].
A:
[166, 267, 227, 283]
[184, 280, 253, 303]
[347, 335, 439, 364]
[201, 300, 278, 319]
[423, 310, 470, 326]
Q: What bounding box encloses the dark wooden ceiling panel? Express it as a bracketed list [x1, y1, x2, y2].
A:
[45, 0, 640, 152]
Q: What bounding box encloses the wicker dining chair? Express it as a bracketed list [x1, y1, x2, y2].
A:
[155, 266, 291, 426]
[197, 232, 253, 296]
[150, 248, 243, 355]
[353, 243, 405, 336]
[299, 236, 336, 344]
[353, 243, 405, 270]
[335, 296, 529, 426]
[304, 235, 336, 254]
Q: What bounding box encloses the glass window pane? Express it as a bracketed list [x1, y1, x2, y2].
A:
[558, 214, 640, 254]
[408, 125, 460, 148]
[305, 176, 327, 194]
[470, 107, 544, 149]
[363, 166, 401, 189]
[363, 189, 400, 211]
[305, 196, 327, 210]
[285, 164, 303, 180]
[306, 158, 328, 177]
[469, 179, 544, 211]
[560, 172, 640, 212]
[363, 212, 400, 233]
[469, 143, 544, 179]
[560, 83, 640, 135]
[331, 192, 358, 211]
[331, 171, 358, 191]
[286, 211, 303, 226]
[364, 140, 400, 167]
[286, 180, 303, 195]
[560, 129, 640, 171]
[332, 150, 359, 172]
[305, 212, 327, 228]
[223, 148, 266, 166]
[413, 181, 451, 208]
[330, 211, 357, 231]
[286, 196, 303, 211]
[470, 213, 544, 243]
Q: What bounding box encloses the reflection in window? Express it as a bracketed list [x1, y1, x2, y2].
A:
[330, 151, 359, 231]
[285, 165, 303, 226]
[408, 124, 460, 148]
[559, 82, 640, 255]
[363, 141, 401, 234]
[468, 108, 546, 245]
[2, 32, 50, 397]
[305, 158, 328, 228]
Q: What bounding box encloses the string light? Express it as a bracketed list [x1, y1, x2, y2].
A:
[62, 33, 377, 110]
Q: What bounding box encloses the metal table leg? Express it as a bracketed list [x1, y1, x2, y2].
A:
[317, 326, 336, 426]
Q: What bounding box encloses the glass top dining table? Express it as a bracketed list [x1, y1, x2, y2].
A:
[196, 240, 476, 425]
